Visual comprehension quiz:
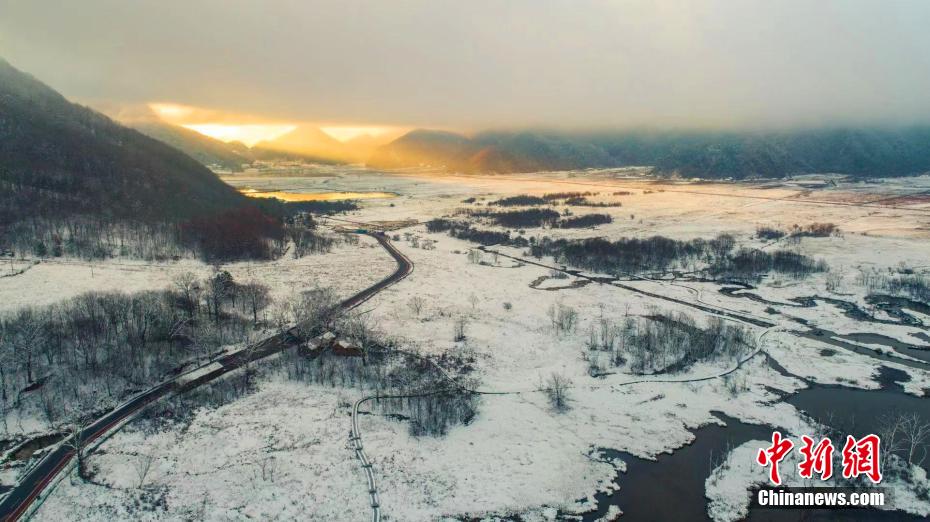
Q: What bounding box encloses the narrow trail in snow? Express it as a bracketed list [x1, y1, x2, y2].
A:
[350, 313, 774, 522]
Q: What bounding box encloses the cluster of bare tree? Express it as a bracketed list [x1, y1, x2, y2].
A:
[282, 327, 479, 436]
[543, 191, 597, 201]
[391, 232, 435, 251]
[793, 222, 841, 238]
[0, 271, 274, 435]
[531, 234, 735, 275]
[879, 411, 930, 474]
[557, 213, 613, 228]
[530, 233, 826, 281]
[285, 224, 336, 258]
[706, 248, 828, 281]
[857, 268, 930, 304]
[582, 311, 755, 375]
[756, 223, 840, 241]
[812, 409, 930, 488]
[548, 303, 579, 334]
[755, 226, 787, 240]
[426, 218, 525, 247]
[2, 208, 340, 263]
[489, 195, 547, 206]
[3, 218, 189, 261]
[562, 196, 622, 207]
[474, 208, 562, 228]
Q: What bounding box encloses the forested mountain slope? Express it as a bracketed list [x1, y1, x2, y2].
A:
[0, 57, 250, 229]
[371, 127, 930, 178]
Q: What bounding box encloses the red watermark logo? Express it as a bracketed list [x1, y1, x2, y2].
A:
[757, 432, 882, 485]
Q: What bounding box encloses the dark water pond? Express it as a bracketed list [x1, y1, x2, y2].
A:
[582, 414, 770, 521]
[584, 376, 929, 521]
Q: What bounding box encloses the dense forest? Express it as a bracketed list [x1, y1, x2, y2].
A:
[370, 127, 930, 178]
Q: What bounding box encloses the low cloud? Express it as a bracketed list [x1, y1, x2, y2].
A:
[2, 0, 929, 130]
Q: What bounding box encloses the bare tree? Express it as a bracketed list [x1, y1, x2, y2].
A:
[13, 309, 44, 385]
[173, 272, 201, 318]
[240, 332, 268, 392]
[63, 414, 92, 480]
[339, 312, 380, 356]
[543, 372, 573, 412]
[0, 326, 13, 408]
[207, 270, 235, 323]
[408, 296, 425, 318]
[878, 412, 912, 473]
[901, 413, 930, 466]
[289, 286, 339, 332]
[259, 455, 278, 482]
[825, 270, 844, 293]
[453, 317, 468, 342]
[240, 281, 272, 326]
[710, 233, 735, 259]
[285, 224, 305, 258]
[133, 450, 156, 488]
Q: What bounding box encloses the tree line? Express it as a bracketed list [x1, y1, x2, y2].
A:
[0, 271, 280, 434]
[530, 234, 826, 281]
[1, 206, 339, 263]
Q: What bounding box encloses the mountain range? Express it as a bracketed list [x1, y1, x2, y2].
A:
[369, 127, 930, 179]
[131, 122, 396, 167]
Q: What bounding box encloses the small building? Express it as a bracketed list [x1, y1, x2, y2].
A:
[332, 339, 364, 357]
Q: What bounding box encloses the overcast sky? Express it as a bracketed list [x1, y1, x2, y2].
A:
[2, 0, 929, 130]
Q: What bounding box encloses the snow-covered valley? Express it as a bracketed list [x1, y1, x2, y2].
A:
[4, 169, 930, 521]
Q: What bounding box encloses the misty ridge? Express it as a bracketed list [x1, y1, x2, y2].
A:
[130, 116, 930, 180]
[369, 127, 930, 178]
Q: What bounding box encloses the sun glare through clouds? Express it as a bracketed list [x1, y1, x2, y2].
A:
[147, 102, 401, 147]
[149, 102, 195, 120]
[181, 124, 297, 147]
[319, 126, 396, 142]
[149, 102, 297, 146]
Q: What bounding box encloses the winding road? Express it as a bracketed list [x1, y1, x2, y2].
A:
[0, 232, 412, 522]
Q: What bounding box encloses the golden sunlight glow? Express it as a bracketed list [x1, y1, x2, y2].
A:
[240, 188, 396, 201]
[149, 102, 195, 121]
[147, 101, 403, 151]
[183, 124, 297, 147]
[320, 126, 396, 142]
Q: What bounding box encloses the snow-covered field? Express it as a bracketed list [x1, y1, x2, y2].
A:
[10, 169, 930, 520]
[0, 234, 395, 313]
